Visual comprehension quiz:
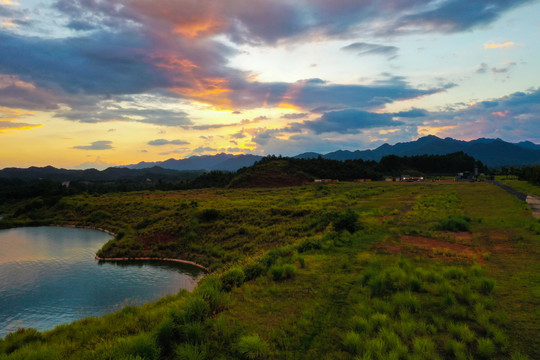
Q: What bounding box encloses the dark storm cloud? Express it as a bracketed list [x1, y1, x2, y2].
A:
[0, 31, 172, 95]
[57, 107, 193, 127]
[393, 109, 429, 118]
[282, 113, 309, 120]
[394, 0, 531, 35]
[296, 109, 403, 135]
[0, 0, 530, 122]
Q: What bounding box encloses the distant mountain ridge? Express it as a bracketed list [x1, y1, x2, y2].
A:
[127, 153, 264, 171]
[123, 136, 539, 170]
[294, 136, 540, 167]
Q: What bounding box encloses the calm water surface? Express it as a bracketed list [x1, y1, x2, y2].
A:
[0, 227, 204, 338]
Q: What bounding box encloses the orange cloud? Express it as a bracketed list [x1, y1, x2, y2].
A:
[484, 41, 514, 49]
[418, 125, 457, 136]
[491, 111, 509, 118]
[173, 18, 226, 38]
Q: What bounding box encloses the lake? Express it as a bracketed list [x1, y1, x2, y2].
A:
[0, 226, 204, 338]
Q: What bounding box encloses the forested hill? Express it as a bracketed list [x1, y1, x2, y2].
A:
[228, 152, 486, 188]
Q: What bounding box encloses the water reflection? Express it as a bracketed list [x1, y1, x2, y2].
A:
[0, 227, 204, 338]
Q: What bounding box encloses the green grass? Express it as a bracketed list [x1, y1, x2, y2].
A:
[497, 177, 540, 197]
[0, 181, 538, 359]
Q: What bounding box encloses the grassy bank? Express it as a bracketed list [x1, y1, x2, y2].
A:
[0, 181, 538, 359]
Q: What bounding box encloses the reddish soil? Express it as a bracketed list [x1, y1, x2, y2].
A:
[377, 235, 483, 263]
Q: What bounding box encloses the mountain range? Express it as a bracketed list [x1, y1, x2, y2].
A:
[124, 136, 540, 170]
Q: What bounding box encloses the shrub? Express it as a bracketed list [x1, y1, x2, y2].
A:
[154, 318, 179, 355]
[1, 328, 43, 354]
[445, 339, 467, 360]
[443, 266, 466, 279]
[350, 316, 371, 334]
[370, 313, 389, 330]
[269, 264, 296, 281]
[269, 265, 284, 281]
[333, 209, 360, 233]
[448, 322, 475, 343]
[176, 344, 207, 360]
[296, 238, 322, 253]
[118, 333, 159, 360]
[194, 275, 224, 313]
[434, 214, 471, 232]
[221, 267, 246, 292]
[392, 291, 420, 313]
[237, 334, 269, 359]
[180, 296, 210, 323]
[342, 331, 363, 355]
[478, 278, 495, 295]
[244, 262, 266, 281]
[198, 209, 220, 222]
[477, 338, 496, 358]
[87, 210, 112, 223]
[412, 337, 437, 359]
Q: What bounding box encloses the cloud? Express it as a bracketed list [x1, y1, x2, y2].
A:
[392, 1, 530, 35]
[148, 139, 190, 146]
[476, 63, 489, 74]
[73, 140, 114, 150]
[281, 113, 309, 120]
[231, 130, 246, 139]
[491, 62, 516, 74]
[413, 88, 540, 142]
[342, 42, 399, 59]
[0, 0, 531, 130]
[0, 106, 42, 133]
[56, 99, 194, 127]
[484, 41, 515, 49]
[292, 109, 404, 135]
[192, 146, 217, 153]
[393, 109, 429, 118]
[74, 157, 115, 170]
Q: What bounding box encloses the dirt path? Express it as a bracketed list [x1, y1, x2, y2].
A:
[488, 180, 528, 201]
[488, 181, 540, 218]
[526, 195, 540, 218]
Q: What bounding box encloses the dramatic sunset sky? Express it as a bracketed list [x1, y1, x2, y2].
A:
[1, 0, 539, 169]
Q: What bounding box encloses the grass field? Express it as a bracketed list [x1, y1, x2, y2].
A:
[0, 181, 538, 359]
[497, 176, 540, 197]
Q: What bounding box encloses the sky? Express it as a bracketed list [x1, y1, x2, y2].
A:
[0, 0, 539, 169]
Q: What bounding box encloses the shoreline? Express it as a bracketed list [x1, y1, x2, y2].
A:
[95, 256, 208, 272]
[56, 224, 117, 236]
[3, 222, 210, 272]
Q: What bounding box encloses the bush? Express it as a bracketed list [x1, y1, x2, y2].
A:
[333, 209, 360, 233]
[118, 333, 159, 360]
[392, 291, 420, 313]
[350, 316, 371, 334]
[477, 338, 496, 358]
[237, 334, 269, 359]
[478, 278, 495, 295]
[412, 337, 437, 358]
[182, 295, 210, 323]
[244, 262, 266, 281]
[194, 275, 225, 313]
[221, 267, 246, 291]
[198, 209, 220, 222]
[269, 264, 296, 281]
[434, 214, 471, 232]
[342, 331, 363, 354]
[154, 318, 178, 355]
[176, 344, 207, 360]
[1, 328, 43, 354]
